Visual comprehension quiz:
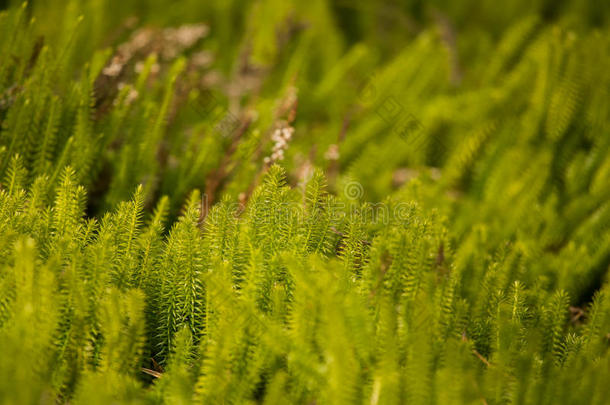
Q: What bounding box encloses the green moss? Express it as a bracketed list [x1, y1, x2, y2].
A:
[0, 0, 609, 403]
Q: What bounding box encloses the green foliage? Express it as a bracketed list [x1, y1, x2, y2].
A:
[0, 0, 609, 403]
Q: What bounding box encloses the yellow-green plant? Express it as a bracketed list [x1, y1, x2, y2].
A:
[0, 0, 609, 403]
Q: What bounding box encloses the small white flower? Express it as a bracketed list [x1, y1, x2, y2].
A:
[126, 88, 139, 104]
[265, 124, 294, 164]
[102, 57, 124, 77]
[324, 144, 340, 161]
